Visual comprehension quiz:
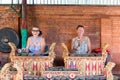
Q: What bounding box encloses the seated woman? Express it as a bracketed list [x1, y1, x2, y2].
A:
[26, 26, 46, 56]
[71, 25, 91, 56]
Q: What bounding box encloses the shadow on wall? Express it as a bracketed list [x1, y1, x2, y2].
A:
[0, 55, 9, 69]
[53, 57, 65, 67]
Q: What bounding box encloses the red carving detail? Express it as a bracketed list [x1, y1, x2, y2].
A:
[103, 71, 107, 76]
[47, 73, 52, 78]
[92, 62, 96, 71]
[70, 73, 76, 78]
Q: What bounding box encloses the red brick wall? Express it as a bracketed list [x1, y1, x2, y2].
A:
[0, 6, 19, 31]
[0, 5, 120, 73]
[110, 17, 120, 73]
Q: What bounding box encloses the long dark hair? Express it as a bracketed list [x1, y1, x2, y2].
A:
[39, 30, 42, 36]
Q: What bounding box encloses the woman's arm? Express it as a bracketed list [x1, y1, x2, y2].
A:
[26, 37, 30, 49]
[87, 37, 91, 54]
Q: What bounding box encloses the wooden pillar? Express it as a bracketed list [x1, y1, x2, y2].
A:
[21, 0, 28, 48]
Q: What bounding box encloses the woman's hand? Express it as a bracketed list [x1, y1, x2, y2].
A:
[22, 48, 29, 52]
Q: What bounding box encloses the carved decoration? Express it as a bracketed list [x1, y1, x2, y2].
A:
[49, 42, 56, 58]
[0, 62, 23, 80]
[101, 43, 109, 64]
[103, 62, 115, 80]
[0, 63, 11, 80]
[8, 42, 17, 62]
[1, 42, 116, 80]
[6, 42, 56, 77]
[61, 43, 69, 58]
[76, 59, 86, 75]
[13, 63, 24, 80]
[62, 43, 115, 78]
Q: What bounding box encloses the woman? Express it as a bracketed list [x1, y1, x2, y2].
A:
[26, 26, 46, 56]
[71, 25, 91, 55]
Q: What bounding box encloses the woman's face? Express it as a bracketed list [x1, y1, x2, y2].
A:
[77, 27, 84, 36]
[32, 27, 40, 37]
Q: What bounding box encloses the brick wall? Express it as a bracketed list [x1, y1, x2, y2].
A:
[0, 6, 19, 31]
[110, 17, 120, 73]
[0, 5, 120, 73]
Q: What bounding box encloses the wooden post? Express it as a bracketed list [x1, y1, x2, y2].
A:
[21, 0, 28, 48]
[21, 0, 27, 28]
